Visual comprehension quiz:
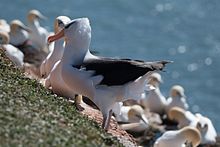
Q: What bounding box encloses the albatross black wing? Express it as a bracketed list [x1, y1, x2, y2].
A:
[81, 57, 171, 86]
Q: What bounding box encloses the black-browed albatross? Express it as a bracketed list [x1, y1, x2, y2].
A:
[48, 17, 171, 131]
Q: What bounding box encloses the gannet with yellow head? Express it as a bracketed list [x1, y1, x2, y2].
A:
[0, 31, 24, 67]
[154, 126, 201, 147]
[27, 9, 49, 51]
[116, 105, 149, 132]
[0, 19, 10, 33]
[166, 85, 189, 113]
[140, 72, 167, 114]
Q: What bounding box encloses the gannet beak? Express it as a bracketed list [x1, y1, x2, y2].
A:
[20, 25, 31, 33]
[145, 84, 156, 91]
[47, 29, 64, 43]
[38, 13, 47, 20]
[139, 114, 149, 125]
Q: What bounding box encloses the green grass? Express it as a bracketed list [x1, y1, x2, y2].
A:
[0, 51, 123, 147]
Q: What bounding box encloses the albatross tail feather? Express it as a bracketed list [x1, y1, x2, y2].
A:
[147, 60, 173, 71]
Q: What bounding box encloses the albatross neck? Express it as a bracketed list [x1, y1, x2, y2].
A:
[61, 41, 89, 66]
[52, 38, 65, 57]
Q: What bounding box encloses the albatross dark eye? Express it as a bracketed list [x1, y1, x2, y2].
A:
[65, 20, 77, 29]
[57, 20, 63, 26]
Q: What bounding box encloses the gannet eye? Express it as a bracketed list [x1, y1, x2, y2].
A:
[65, 20, 77, 29]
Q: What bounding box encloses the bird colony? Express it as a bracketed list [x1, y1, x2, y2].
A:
[0, 10, 217, 147]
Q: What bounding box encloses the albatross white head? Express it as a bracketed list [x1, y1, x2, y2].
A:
[54, 16, 71, 33]
[48, 18, 91, 53]
[48, 18, 91, 65]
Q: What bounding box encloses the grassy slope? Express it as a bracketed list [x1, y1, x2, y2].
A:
[0, 51, 122, 147]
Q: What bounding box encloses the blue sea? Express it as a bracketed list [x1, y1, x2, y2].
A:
[1, 0, 220, 132]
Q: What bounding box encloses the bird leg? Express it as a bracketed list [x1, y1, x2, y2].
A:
[74, 95, 84, 111]
[102, 109, 113, 131]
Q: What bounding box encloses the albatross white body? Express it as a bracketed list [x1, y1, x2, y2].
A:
[48, 18, 170, 130]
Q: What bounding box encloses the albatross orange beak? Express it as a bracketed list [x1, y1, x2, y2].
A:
[47, 29, 64, 44]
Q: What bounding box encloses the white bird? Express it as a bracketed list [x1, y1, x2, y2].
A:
[154, 126, 201, 147]
[168, 107, 198, 128]
[47, 18, 170, 130]
[195, 113, 217, 145]
[40, 16, 71, 78]
[140, 72, 167, 114]
[166, 85, 189, 113]
[27, 9, 49, 51]
[0, 31, 24, 67]
[114, 104, 149, 132]
[168, 107, 217, 145]
[0, 19, 10, 33]
[9, 20, 30, 48]
[9, 19, 47, 78]
[43, 16, 84, 111]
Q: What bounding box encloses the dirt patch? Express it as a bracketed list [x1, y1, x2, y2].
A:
[80, 102, 137, 147]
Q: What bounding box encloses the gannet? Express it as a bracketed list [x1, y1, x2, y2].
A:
[40, 16, 71, 78]
[27, 9, 49, 51]
[166, 85, 189, 113]
[154, 126, 201, 147]
[114, 104, 149, 132]
[0, 31, 24, 67]
[0, 19, 10, 33]
[140, 72, 167, 114]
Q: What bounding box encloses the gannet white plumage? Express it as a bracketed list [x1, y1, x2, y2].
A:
[195, 113, 217, 144]
[9, 19, 47, 78]
[27, 9, 49, 51]
[168, 107, 217, 145]
[9, 20, 30, 47]
[47, 18, 170, 130]
[168, 107, 198, 128]
[0, 19, 10, 33]
[0, 31, 24, 67]
[166, 85, 189, 113]
[154, 126, 201, 147]
[114, 104, 149, 132]
[140, 72, 167, 114]
[40, 16, 71, 78]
